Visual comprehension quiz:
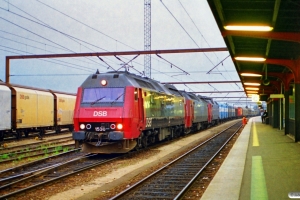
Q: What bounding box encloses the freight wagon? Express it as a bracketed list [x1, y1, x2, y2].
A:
[0, 82, 76, 141]
[218, 102, 229, 122]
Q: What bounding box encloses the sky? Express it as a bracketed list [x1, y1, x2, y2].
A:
[0, 0, 255, 107]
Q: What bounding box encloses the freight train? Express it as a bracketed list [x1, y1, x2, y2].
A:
[0, 82, 76, 141]
[72, 71, 258, 154]
[218, 103, 258, 122]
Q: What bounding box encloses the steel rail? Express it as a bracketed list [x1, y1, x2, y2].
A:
[109, 121, 242, 199]
[0, 153, 119, 199]
[174, 123, 242, 199]
[0, 148, 82, 180]
[0, 129, 71, 143]
[0, 154, 91, 189]
[0, 135, 72, 153]
[0, 143, 75, 164]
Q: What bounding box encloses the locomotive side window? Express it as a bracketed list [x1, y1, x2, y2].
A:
[134, 88, 138, 101]
[82, 87, 124, 104]
[150, 93, 154, 104]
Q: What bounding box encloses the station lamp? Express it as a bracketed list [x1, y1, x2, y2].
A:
[245, 87, 259, 90]
[240, 73, 262, 77]
[246, 91, 258, 94]
[244, 82, 261, 86]
[235, 57, 266, 62]
[224, 25, 273, 32]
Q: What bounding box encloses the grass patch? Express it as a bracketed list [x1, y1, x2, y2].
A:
[63, 147, 69, 152]
[0, 154, 9, 160]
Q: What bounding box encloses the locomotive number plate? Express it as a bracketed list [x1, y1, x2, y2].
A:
[95, 126, 106, 132]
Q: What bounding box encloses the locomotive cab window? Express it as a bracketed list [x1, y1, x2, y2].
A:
[82, 87, 124, 104]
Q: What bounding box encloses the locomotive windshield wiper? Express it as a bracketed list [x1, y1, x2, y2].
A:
[91, 96, 106, 105]
[111, 93, 124, 105]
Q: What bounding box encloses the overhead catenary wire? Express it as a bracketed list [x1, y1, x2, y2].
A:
[1, 1, 210, 92]
[1, 1, 148, 76]
[178, 0, 223, 62]
[177, 0, 211, 48]
[10, 74, 91, 76]
[0, 34, 104, 69]
[35, 0, 138, 51]
[159, 1, 235, 91]
[208, 83, 219, 92]
[156, 54, 190, 76]
[0, 29, 67, 52]
[0, 16, 75, 53]
[160, 0, 199, 48]
[206, 55, 231, 74]
[3, 0, 146, 69]
[33, 0, 192, 80]
[0, 44, 94, 72]
[161, 0, 217, 68]
[1, 2, 148, 75]
[161, 0, 240, 90]
[0, 1, 235, 96]
[0, 4, 109, 66]
[97, 56, 117, 71]
[114, 55, 143, 75]
[0, 11, 107, 71]
[152, 70, 237, 74]
[0, 35, 64, 54]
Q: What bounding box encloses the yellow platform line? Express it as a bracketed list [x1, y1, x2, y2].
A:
[251, 156, 268, 200]
[252, 122, 259, 146]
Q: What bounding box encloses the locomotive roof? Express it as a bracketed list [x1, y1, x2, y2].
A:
[82, 71, 183, 96]
[179, 90, 201, 101]
[197, 95, 219, 105]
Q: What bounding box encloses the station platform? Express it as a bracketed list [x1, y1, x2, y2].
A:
[201, 116, 300, 200]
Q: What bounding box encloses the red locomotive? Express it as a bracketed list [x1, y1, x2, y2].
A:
[72, 71, 220, 154]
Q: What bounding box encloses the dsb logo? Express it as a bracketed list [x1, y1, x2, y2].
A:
[93, 111, 108, 117]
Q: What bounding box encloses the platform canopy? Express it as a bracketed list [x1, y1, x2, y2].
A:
[207, 0, 300, 98]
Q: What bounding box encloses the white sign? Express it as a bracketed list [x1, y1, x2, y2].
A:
[251, 94, 259, 102]
[93, 111, 108, 116]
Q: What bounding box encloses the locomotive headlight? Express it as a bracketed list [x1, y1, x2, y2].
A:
[86, 124, 92, 129]
[101, 79, 107, 86]
[116, 124, 123, 130]
[80, 124, 85, 130]
[110, 124, 116, 129]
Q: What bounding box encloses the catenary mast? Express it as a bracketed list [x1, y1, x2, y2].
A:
[144, 0, 151, 78]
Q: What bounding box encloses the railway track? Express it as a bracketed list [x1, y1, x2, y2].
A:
[109, 121, 242, 199]
[0, 150, 84, 185]
[0, 120, 242, 199]
[0, 129, 71, 143]
[0, 152, 120, 199]
[0, 135, 73, 154]
[0, 143, 76, 164]
[0, 136, 76, 167]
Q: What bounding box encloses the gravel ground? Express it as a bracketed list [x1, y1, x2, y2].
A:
[8, 120, 240, 200]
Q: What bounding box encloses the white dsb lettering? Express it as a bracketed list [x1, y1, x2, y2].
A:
[93, 111, 107, 116]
